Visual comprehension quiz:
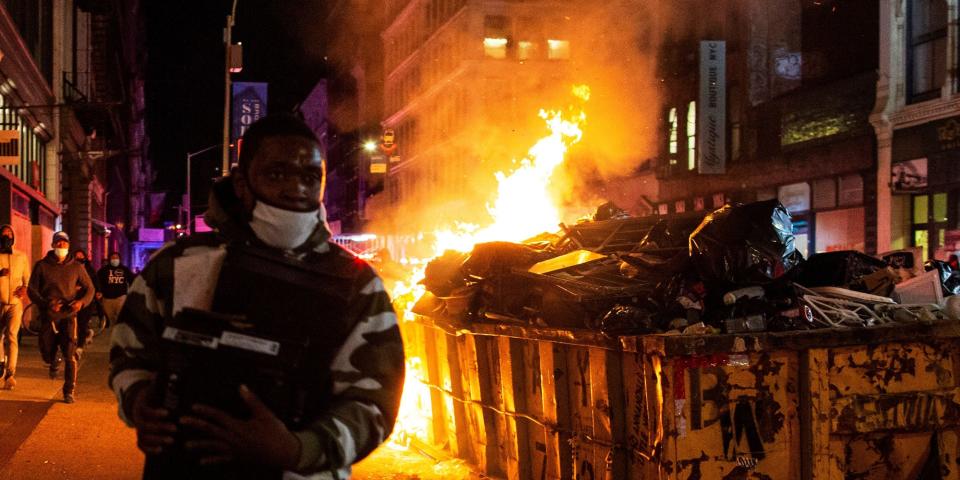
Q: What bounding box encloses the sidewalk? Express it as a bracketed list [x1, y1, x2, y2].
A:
[0, 330, 142, 479]
[0, 329, 475, 479]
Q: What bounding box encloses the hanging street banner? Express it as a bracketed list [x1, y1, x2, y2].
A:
[231, 82, 268, 163]
[0, 130, 19, 166]
[698, 40, 726, 174]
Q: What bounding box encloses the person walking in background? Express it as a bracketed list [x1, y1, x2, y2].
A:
[97, 252, 133, 326]
[0, 225, 29, 390]
[28, 232, 95, 403]
[72, 249, 101, 349]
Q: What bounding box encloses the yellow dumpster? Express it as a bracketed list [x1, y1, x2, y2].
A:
[404, 315, 960, 479]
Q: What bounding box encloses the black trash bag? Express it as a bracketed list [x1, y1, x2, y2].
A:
[593, 201, 631, 222]
[795, 251, 889, 291]
[598, 305, 658, 335]
[422, 250, 470, 297]
[462, 241, 551, 280]
[618, 251, 691, 279]
[924, 260, 960, 296]
[639, 213, 707, 250]
[689, 200, 804, 287]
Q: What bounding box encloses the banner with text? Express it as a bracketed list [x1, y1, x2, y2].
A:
[698, 41, 726, 174]
[231, 82, 268, 164]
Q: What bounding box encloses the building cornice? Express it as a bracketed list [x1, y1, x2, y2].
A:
[890, 95, 960, 130]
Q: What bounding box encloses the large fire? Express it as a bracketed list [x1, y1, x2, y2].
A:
[386, 85, 590, 450]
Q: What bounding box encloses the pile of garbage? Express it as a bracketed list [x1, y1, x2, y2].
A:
[414, 199, 960, 336]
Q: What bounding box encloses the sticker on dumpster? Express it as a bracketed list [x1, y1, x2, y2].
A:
[675, 399, 687, 438]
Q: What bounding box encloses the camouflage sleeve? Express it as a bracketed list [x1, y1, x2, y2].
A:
[293, 272, 405, 474]
[108, 246, 173, 426]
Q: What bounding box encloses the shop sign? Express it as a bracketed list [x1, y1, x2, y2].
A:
[891, 158, 928, 192]
[0, 130, 19, 165]
[893, 115, 960, 162]
[698, 41, 726, 174]
[938, 118, 960, 152]
[370, 154, 387, 174]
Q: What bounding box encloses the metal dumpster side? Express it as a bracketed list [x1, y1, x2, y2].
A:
[404, 315, 960, 479]
[403, 315, 628, 479]
[624, 321, 960, 479]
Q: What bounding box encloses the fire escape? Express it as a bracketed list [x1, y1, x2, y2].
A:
[64, 0, 126, 261]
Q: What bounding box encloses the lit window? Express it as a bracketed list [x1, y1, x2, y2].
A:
[484, 38, 508, 59]
[907, 0, 947, 103]
[484, 15, 510, 59]
[668, 107, 678, 165]
[547, 39, 570, 60]
[518, 41, 537, 61]
[687, 101, 696, 170]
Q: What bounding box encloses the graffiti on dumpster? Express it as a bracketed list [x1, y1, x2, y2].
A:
[839, 346, 917, 392]
[676, 354, 788, 469]
[833, 389, 960, 433]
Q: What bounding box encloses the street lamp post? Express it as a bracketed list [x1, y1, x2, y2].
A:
[187, 144, 221, 234]
[222, 0, 239, 177]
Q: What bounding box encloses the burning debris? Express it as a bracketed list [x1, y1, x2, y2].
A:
[417, 199, 960, 336]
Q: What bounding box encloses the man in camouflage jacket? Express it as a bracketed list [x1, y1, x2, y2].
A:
[108, 115, 404, 479]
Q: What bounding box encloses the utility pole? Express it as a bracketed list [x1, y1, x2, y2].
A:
[222, 0, 239, 177]
[186, 144, 221, 233]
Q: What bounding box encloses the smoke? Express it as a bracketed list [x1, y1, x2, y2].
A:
[328, 1, 693, 243]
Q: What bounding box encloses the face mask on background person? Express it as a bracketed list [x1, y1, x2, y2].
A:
[55, 248, 69, 260]
[248, 201, 323, 250]
[110, 258, 120, 267]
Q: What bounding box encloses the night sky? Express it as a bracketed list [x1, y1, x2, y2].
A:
[143, 0, 331, 218]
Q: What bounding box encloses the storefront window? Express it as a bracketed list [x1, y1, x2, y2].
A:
[915, 229, 930, 260]
[933, 192, 948, 222]
[816, 207, 865, 252]
[912, 192, 953, 259]
[914, 195, 929, 224]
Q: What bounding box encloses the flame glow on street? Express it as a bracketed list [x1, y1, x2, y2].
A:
[387, 85, 590, 447]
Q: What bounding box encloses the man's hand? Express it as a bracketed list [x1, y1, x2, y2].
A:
[69, 301, 83, 313]
[130, 385, 177, 455]
[50, 300, 62, 312]
[180, 385, 301, 469]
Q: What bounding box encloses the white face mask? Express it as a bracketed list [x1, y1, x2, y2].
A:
[110, 259, 120, 267]
[54, 248, 69, 260]
[248, 201, 323, 250]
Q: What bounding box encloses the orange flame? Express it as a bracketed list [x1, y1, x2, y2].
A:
[388, 85, 590, 447]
